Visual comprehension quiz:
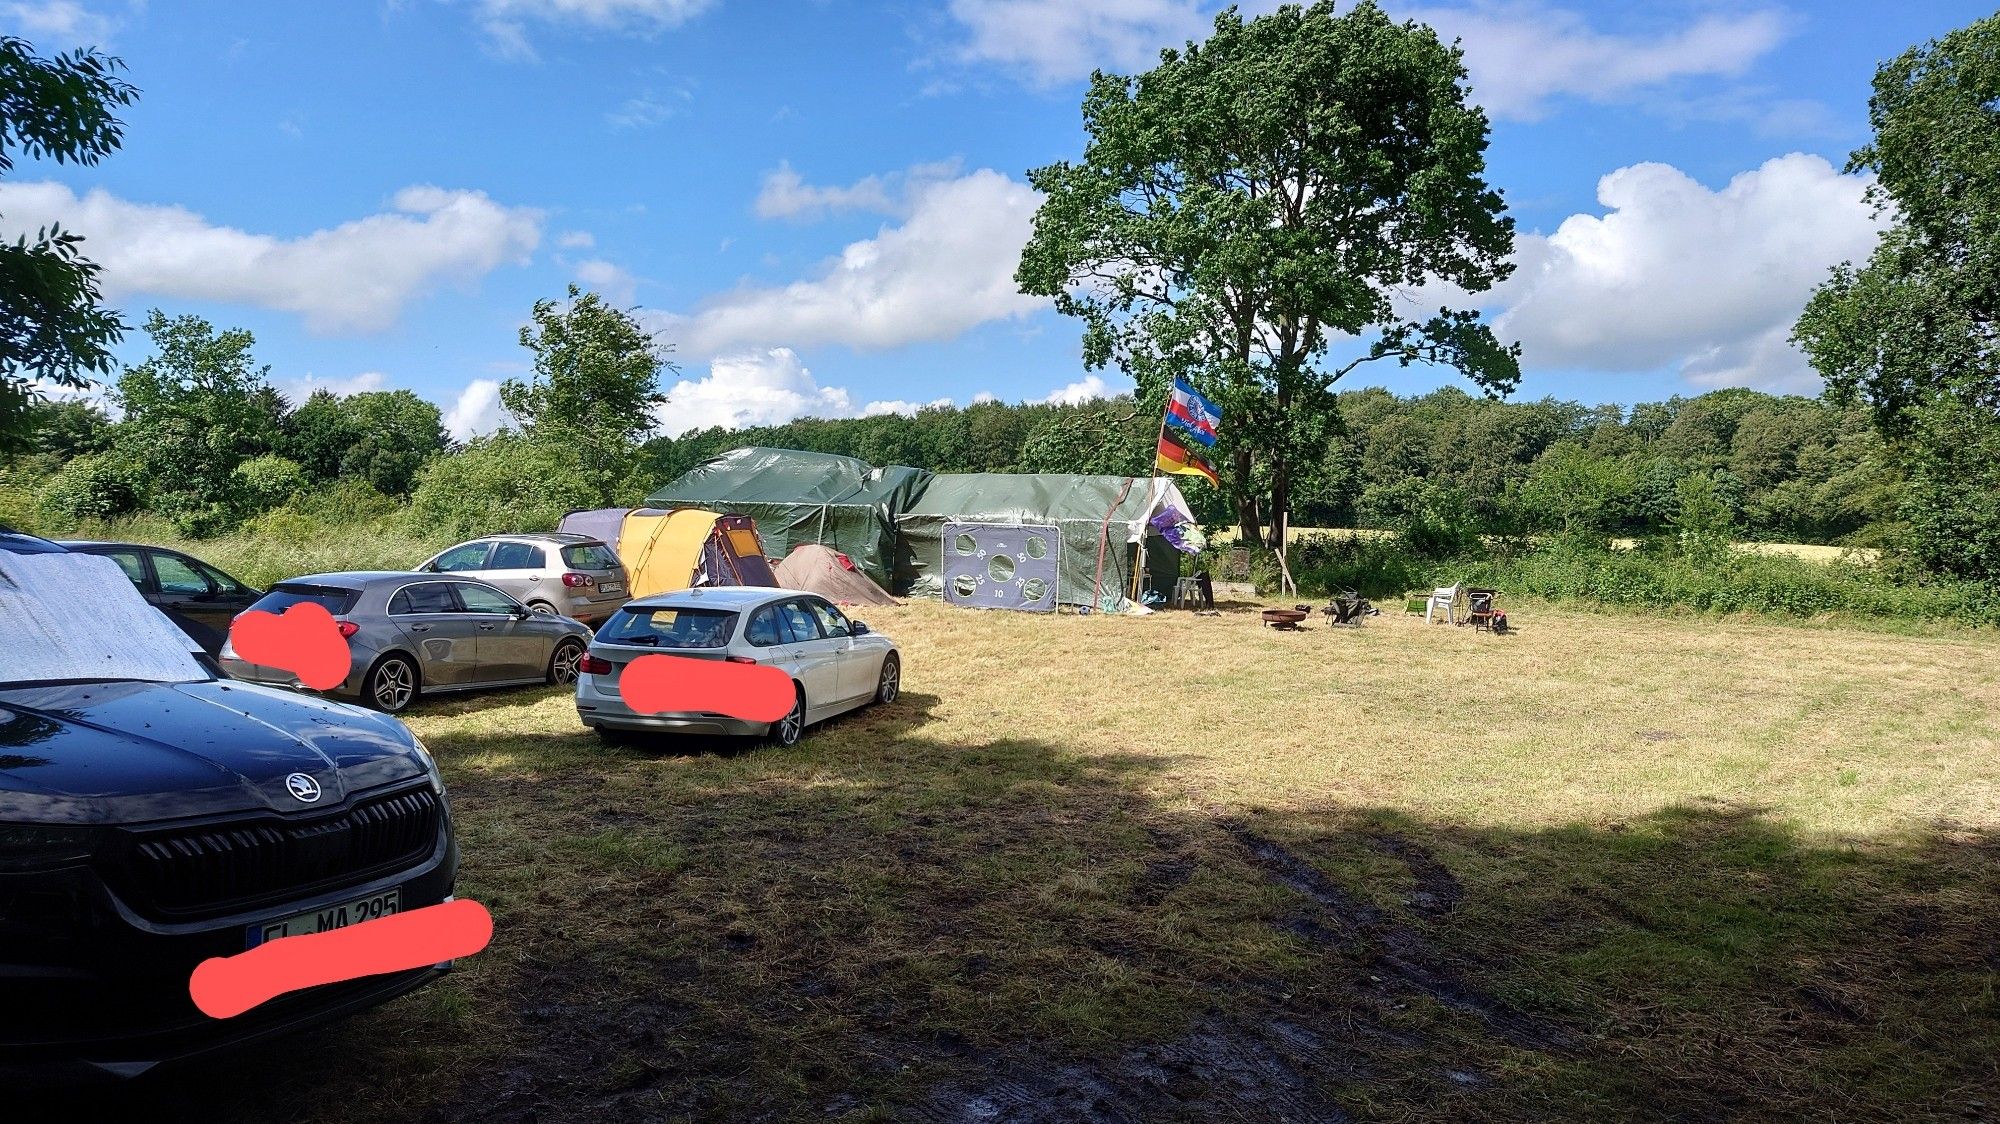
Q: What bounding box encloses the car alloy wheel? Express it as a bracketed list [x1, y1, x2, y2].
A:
[528, 601, 558, 616]
[370, 657, 415, 713]
[774, 689, 805, 747]
[549, 639, 584, 685]
[876, 654, 900, 704]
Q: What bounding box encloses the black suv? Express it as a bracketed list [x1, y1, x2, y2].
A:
[0, 529, 460, 1078]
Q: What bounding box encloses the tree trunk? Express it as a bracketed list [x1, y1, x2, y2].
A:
[1233, 446, 1262, 546]
[1263, 466, 1291, 552]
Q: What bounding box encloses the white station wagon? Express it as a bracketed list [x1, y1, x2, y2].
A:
[574, 586, 901, 746]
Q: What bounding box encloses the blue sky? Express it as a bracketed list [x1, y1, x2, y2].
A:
[3, 0, 1990, 439]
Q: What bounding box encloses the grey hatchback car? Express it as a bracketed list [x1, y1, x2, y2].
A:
[416, 533, 630, 624]
[218, 572, 594, 713]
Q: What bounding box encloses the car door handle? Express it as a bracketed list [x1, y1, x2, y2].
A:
[408, 624, 432, 633]
[478, 623, 496, 631]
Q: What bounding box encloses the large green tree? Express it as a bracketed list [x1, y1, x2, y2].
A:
[1016, 1, 1518, 546]
[503, 285, 671, 504]
[0, 36, 137, 450]
[1794, 13, 2000, 580]
[113, 312, 281, 535]
[281, 388, 446, 496]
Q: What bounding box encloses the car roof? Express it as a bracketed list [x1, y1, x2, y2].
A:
[464, 532, 599, 544]
[0, 527, 67, 554]
[626, 586, 803, 611]
[276, 571, 445, 589]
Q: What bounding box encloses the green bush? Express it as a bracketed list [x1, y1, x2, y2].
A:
[35, 452, 147, 526]
[233, 454, 309, 514]
[407, 434, 598, 541]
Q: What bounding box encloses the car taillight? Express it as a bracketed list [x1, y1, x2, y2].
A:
[561, 572, 591, 588]
[336, 621, 360, 639]
[726, 655, 758, 665]
[577, 653, 613, 675]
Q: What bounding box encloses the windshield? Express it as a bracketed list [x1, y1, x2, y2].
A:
[562, 543, 619, 570]
[598, 607, 736, 649]
[251, 584, 360, 616]
[0, 552, 208, 685]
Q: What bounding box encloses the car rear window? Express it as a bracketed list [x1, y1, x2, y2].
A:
[562, 543, 619, 570]
[598, 607, 736, 648]
[251, 584, 360, 616]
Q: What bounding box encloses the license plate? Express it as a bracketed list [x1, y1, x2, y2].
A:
[597, 582, 623, 595]
[246, 888, 400, 948]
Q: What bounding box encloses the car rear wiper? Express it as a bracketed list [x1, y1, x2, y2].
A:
[614, 634, 660, 646]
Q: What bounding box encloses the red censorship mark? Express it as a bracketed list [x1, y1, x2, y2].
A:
[618, 653, 795, 723]
[229, 602, 351, 691]
[190, 899, 493, 1019]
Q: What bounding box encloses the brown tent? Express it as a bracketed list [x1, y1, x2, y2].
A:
[775, 544, 899, 606]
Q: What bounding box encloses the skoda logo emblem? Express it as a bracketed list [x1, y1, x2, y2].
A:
[285, 773, 323, 803]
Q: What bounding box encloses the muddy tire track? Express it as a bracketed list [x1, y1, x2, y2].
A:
[1228, 824, 1569, 1053]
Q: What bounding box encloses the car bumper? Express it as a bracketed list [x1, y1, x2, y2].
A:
[216, 655, 364, 699]
[0, 805, 457, 1079]
[574, 673, 767, 736]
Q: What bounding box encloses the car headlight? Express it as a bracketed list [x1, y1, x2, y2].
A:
[409, 735, 445, 793]
[0, 823, 101, 872]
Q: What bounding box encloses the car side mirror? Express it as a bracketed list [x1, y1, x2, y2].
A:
[851, 621, 870, 636]
[418, 562, 437, 573]
[510, 605, 530, 620]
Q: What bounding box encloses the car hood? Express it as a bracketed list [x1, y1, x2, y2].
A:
[0, 679, 433, 824]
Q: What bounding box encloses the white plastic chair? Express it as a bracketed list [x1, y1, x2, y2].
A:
[1426, 584, 1463, 625]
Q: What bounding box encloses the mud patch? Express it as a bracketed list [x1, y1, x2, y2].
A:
[1228, 824, 1568, 1053]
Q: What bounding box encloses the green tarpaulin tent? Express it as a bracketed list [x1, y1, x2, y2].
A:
[645, 447, 930, 587]
[896, 473, 1192, 610]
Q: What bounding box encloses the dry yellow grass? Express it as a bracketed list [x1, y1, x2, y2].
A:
[83, 600, 2000, 1122]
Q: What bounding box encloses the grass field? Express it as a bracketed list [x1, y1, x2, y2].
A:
[69, 599, 2000, 1122]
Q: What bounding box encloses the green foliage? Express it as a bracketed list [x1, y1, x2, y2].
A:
[1017, 0, 1517, 544]
[1794, 12, 2000, 580]
[34, 449, 145, 525]
[1670, 471, 1736, 566]
[232, 454, 307, 513]
[279, 388, 445, 495]
[113, 311, 281, 536]
[407, 433, 600, 540]
[0, 35, 138, 451]
[1515, 441, 1635, 539]
[504, 285, 669, 505]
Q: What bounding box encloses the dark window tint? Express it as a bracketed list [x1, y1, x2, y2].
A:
[599, 607, 737, 649]
[491, 541, 543, 569]
[776, 600, 820, 642]
[433, 542, 490, 572]
[102, 550, 148, 586]
[390, 583, 458, 614]
[807, 599, 851, 638]
[745, 606, 784, 646]
[562, 543, 619, 570]
[251, 584, 360, 615]
[154, 553, 212, 595]
[192, 558, 247, 595]
[453, 582, 518, 614]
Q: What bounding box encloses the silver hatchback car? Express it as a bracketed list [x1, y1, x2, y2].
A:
[219, 572, 595, 713]
[417, 533, 630, 624]
[575, 587, 901, 746]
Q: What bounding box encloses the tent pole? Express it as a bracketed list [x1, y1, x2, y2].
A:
[1276, 508, 1298, 599]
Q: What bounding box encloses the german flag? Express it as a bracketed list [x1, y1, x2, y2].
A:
[1156, 429, 1219, 486]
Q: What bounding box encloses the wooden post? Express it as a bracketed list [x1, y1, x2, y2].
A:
[1276, 508, 1298, 599]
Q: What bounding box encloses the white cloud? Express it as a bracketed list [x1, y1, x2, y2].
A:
[0, 182, 543, 334]
[605, 88, 691, 129]
[1042, 374, 1118, 405]
[655, 348, 854, 437]
[1401, 3, 1791, 121]
[861, 397, 954, 418]
[752, 159, 962, 222]
[672, 168, 1045, 356]
[944, 1, 1797, 126]
[470, 0, 715, 58]
[557, 229, 596, 248]
[276, 370, 388, 404]
[947, 0, 1206, 86]
[755, 163, 897, 222]
[442, 378, 509, 442]
[972, 391, 999, 404]
[574, 258, 637, 305]
[1482, 153, 1886, 392]
[3, 1, 117, 46]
